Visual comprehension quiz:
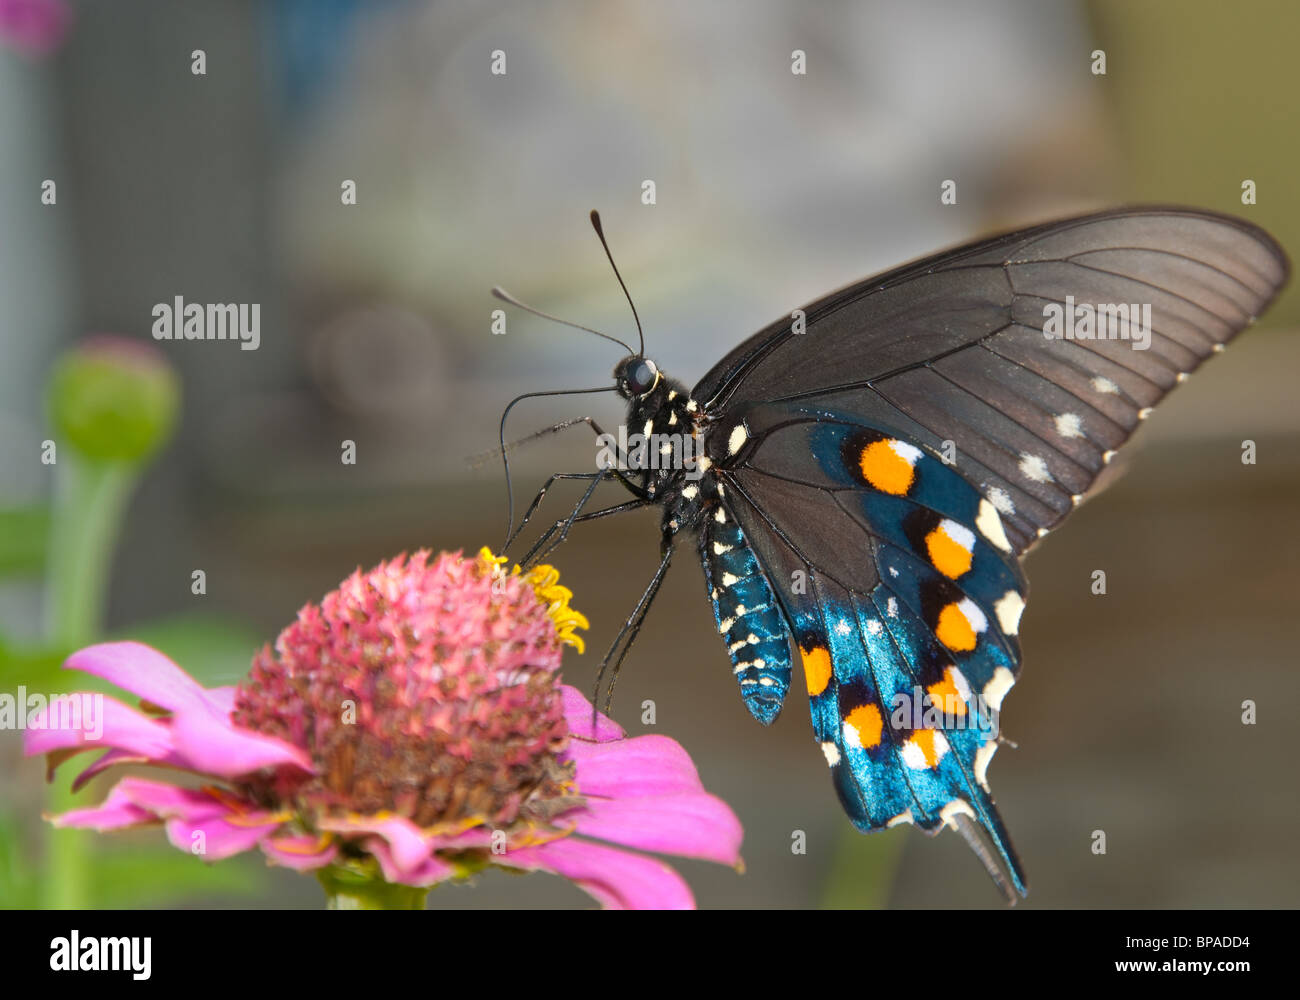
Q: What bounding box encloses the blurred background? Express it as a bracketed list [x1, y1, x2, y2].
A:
[1, 0, 1297, 909]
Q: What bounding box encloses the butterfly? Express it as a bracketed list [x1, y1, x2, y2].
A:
[496, 207, 1289, 901]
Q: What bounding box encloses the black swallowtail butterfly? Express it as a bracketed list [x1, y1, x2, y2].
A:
[497, 207, 1288, 900]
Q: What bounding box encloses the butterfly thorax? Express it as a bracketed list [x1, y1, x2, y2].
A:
[614, 359, 719, 538]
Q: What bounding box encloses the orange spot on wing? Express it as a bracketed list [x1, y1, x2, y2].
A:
[858, 440, 915, 495]
[925, 526, 972, 579]
[926, 667, 967, 717]
[910, 728, 942, 767]
[800, 645, 832, 697]
[935, 603, 977, 652]
[844, 704, 883, 749]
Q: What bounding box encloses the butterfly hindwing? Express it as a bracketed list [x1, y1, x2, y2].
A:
[711, 414, 1029, 890]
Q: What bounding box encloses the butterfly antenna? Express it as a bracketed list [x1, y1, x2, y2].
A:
[491, 286, 634, 355]
[589, 209, 645, 357]
[497, 385, 617, 547]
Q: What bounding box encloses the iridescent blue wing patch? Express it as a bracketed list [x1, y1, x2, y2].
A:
[709, 406, 1029, 894]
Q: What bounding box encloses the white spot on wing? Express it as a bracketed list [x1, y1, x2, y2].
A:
[956, 598, 987, 634]
[901, 731, 950, 769]
[974, 741, 998, 791]
[1019, 453, 1051, 483]
[976, 498, 1012, 553]
[983, 666, 1015, 711]
[889, 440, 923, 465]
[727, 424, 748, 455]
[1054, 413, 1083, 439]
[987, 486, 1015, 516]
[821, 741, 841, 767]
[938, 519, 975, 553]
[994, 590, 1025, 636]
[940, 798, 976, 829]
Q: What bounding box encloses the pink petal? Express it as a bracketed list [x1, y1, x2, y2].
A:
[169, 707, 313, 779]
[317, 814, 434, 876]
[71, 747, 190, 792]
[113, 778, 232, 819]
[503, 837, 695, 909]
[560, 684, 624, 742]
[0, 0, 73, 56]
[203, 686, 239, 715]
[163, 812, 280, 861]
[52, 783, 156, 831]
[572, 793, 743, 866]
[63, 778, 282, 860]
[65, 642, 218, 715]
[62, 643, 313, 779]
[103, 781, 277, 860]
[568, 734, 708, 797]
[260, 834, 339, 872]
[366, 838, 454, 888]
[22, 694, 172, 762]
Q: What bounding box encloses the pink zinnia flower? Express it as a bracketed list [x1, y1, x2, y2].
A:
[0, 0, 73, 56]
[26, 549, 743, 909]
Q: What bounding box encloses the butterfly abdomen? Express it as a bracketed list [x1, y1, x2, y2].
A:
[700, 506, 793, 725]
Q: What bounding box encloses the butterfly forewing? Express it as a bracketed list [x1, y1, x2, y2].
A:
[695, 208, 1287, 552]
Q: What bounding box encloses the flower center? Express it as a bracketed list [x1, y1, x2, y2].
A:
[230, 551, 581, 831]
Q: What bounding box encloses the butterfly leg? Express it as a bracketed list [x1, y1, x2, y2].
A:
[593, 537, 674, 716]
[508, 471, 608, 553]
[520, 486, 651, 568]
[506, 417, 649, 553]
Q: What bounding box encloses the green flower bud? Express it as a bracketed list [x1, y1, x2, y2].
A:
[47, 337, 180, 464]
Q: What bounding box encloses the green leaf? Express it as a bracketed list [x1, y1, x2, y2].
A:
[0, 505, 50, 577]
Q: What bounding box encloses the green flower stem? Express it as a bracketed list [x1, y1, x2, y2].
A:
[317, 865, 430, 910]
[41, 455, 139, 909]
[45, 458, 135, 647]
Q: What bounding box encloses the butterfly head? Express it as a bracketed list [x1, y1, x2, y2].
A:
[614, 355, 660, 399]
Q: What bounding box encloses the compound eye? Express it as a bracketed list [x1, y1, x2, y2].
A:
[626, 358, 658, 395]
